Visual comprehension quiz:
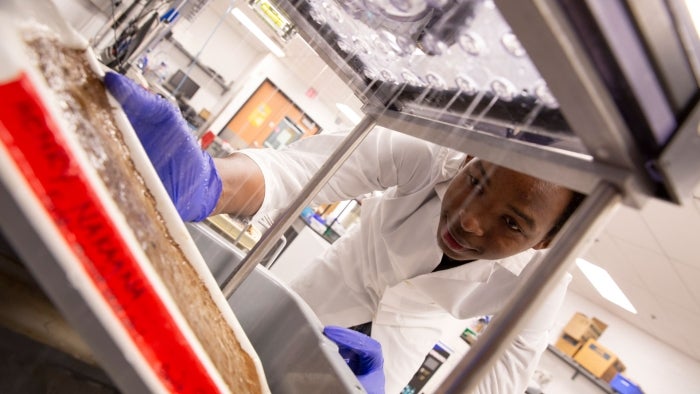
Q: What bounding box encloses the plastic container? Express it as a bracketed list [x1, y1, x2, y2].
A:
[610, 373, 643, 394]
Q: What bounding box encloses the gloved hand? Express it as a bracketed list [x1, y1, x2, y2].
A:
[324, 326, 385, 394]
[103, 72, 221, 222]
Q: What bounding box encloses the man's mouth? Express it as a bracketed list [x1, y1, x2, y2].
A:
[442, 228, 476, 254]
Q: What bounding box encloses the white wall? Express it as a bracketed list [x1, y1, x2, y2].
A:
[165, 3, 345, 135]
[544, 291, 700, 394]
[57, 0, 348, 138]
[172, 5, 260, 85]
[54, 0, 110, 39]
[207, 51, 345, 136]
[406, 288, 700, 394]
[168, 4, 264, 113]
[53, 0, 248, 113]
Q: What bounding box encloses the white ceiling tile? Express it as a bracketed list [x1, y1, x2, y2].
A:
[568, 272, 646, 321]
[640, 198, 700, 265]
[601, 205, 661, 252]
[618, 283, 662, 318]
[568, 282, 687, 354]
[673, 260, 700, 308]
[568, 272, 603, 303]
[652, 301, 700, 354]
[626, 301, 696, 359]
[582, 235, 644, 287]
[614, 282, 669, 334]
[568, 207, 700, 360]
[567, 274, 643, 329]
[612, 238, 700, 314]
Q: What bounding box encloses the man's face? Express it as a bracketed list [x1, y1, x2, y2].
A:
[437, 158, 574, 261]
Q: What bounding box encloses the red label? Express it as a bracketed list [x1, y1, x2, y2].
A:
[0, 73, 220, 394]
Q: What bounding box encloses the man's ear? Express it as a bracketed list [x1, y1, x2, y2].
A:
[532, 237, 553, 250]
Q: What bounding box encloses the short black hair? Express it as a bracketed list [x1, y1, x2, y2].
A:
[545, 191, 586, 241]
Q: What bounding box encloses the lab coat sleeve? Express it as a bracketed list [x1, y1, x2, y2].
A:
[371, 318, 447, 393]
[238, 128, 444, 217]
[470, 272, 572, 394]
[374, 293, 567, 394]
[378, 257, 571, 393]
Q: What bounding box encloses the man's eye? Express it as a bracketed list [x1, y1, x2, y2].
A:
[469, 175, 484, 193]
[505, 216, 522, 232]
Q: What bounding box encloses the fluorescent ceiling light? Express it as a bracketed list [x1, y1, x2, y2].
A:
[576, 258, 637, 314]
[231, 8, 285, 57]
[685, 0, 700, 37]
[336, 103, 362, 124]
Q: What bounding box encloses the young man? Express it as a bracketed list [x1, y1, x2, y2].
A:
[105, 72, 582, 393]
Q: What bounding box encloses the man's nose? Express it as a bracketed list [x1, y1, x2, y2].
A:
[460, 210, 484, 236]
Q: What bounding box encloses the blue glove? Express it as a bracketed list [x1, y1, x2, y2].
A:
[103, 72, 221, 222]
[324, 326, 385, 394]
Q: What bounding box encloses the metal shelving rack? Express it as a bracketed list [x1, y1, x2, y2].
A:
[221, 0, 700, 392]
[1, 0, 698, 392]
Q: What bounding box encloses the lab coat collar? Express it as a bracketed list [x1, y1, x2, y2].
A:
[426, 249, 537, 280]
[400, 251, 540, 320]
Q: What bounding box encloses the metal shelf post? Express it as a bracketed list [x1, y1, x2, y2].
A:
[221, 114, 377, 297]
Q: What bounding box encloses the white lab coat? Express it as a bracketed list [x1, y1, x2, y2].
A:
[241, 128, 571, 393]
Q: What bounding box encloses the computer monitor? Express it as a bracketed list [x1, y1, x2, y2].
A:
[165, 70, 200, 100]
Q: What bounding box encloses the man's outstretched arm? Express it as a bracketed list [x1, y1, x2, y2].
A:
[104, 71, 264, 221]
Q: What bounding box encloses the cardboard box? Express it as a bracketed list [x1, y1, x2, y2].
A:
[574, 338, 625, 382]
[563, 312, 607, 341]
[555, 334, 584, 357]
[563, 312, 590, 338]
[555, 313, 608, 358]
[589, 317, 608, 337]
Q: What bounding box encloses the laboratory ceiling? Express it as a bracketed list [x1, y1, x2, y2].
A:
[214, 0, 700, 362]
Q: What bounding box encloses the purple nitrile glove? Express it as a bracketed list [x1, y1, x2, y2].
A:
[103, 72, 221, 222]
[324, 326, 385, 394]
